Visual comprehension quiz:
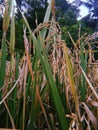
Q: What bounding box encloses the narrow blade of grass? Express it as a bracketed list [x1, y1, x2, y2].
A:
[51, 0, 55, 20]
[36, 86, 51, 130]
[10, 0, 15, 73]
[44, 0, 52, 23]
[63, 43, 81, 121]
[4, 101, 16, 129]
[41, 0, 52, 39]
[80, 41, 87, 101]
[0, 35, 7, 100]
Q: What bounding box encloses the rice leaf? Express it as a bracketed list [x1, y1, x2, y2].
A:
[10, 0, 15, 69]
[63, 43, 81, 120]
[80, 41, 87, 101]
[81, 102, 98, 130]
[0, 34, 7, 100]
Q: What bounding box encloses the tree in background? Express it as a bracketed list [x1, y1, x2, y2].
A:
[80, 0, 98, 18]
[75, 0, 98, 31]
[15, 0, 81, 48]
[15, 0, 48, 29]
[15, 0, 48, 53]
[54, 0, 78, 46]
[26, 0, 48, 29]
[55, 0, 92, 46]
[55, 0, 79, 26]
[15, 0, 79, 29]
[0, 0, 93, 51]
[75, 0, 98, 59]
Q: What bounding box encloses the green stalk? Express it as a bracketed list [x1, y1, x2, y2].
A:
[10, 0, 15, 73]
[0, 32, 7, 101]
[80, 41, 87, 101]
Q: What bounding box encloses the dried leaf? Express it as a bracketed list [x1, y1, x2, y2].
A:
[81, 102, 98, 130]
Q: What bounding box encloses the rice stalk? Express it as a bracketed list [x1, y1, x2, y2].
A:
[10, 0, 15, 76]
[80, 66, 98, 100]
[22, 62, 28, 130]
[80, 102, 98, 129]
[4, 101, 16, 129]
[24, 28, 34, 81]
[36, 85, 51, 130]
[51, 0, 55, 20]
[63, 43, 81, 123]
[3, 0, 12, 32]
[80, 39, 87, 101]
[0, 36, 7, 100]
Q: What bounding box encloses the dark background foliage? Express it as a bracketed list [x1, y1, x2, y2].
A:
[0, 0, 97, 51]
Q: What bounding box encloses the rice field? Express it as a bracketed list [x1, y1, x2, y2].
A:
[0, 0, 98, 130]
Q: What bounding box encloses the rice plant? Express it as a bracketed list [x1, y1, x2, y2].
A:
[0, 0, 98, 130]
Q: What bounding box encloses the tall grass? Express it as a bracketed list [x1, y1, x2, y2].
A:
[0, 0, 98, 130]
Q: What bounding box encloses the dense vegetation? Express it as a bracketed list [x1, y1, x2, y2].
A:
[0, 0, 98, 130]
